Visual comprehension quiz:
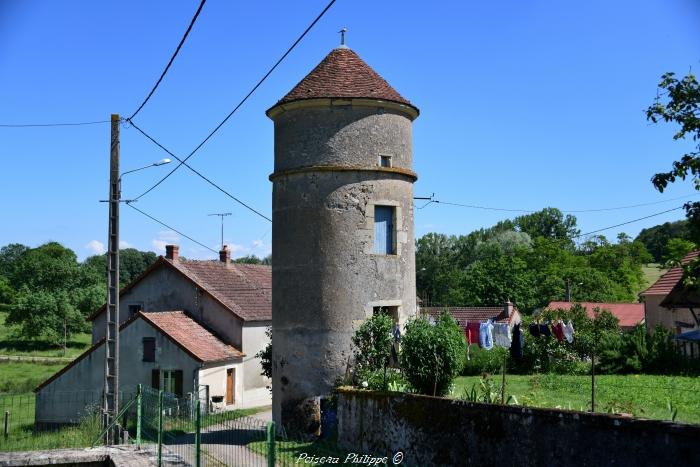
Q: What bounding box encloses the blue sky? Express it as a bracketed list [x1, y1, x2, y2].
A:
[1, 0, 698, 261]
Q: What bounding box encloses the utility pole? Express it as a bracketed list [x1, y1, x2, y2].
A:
[566, 279, 571, 302]
[103, 114, 121, 444]
[208, 213, 231, 250]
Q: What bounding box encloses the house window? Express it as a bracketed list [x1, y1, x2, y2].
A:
[373, 306, 399, 323]
[374, 206, 395, 254]
[379, 155, 392, 167]
[128, 303, 143, 318]
[142, 337, 155, 362]
[151, 369, 183, 397]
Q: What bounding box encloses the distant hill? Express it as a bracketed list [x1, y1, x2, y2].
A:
[635, 220, 690, 263]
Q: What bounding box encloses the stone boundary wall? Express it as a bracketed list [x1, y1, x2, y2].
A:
[336, 388, 700, 467]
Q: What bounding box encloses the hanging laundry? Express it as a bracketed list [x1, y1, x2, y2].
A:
[493, 323, 512, 348]
[392, 324, 401, 342]
[528, 322, 541, 337]
[479, 320, 494, 350]
[539, 323, 552, 338]
[551, 321, 565, 342]
[467, 321, 481, 346]
[510, 323, 524, 359]
[563, 319, 575, 343]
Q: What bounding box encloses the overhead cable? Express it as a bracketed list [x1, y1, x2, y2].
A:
[125, 202, 218, 253]
[0, 120, 110, 128]
[573, 206, 684, 238]
[129, 0, 337, 200]
[417, 192, 699, 214]
[128, 121, 271, 222]
[129, 0, 208, 120]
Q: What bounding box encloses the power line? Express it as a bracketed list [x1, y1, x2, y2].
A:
[417, 192, 699, 214]
[129, 0, 207, 120]
[0, 120, 110, 128]
[129, 0, 337, 200]
[573, 206, 684, 238]
[125, 202, 218, 253]
[127, 120, 272, 222]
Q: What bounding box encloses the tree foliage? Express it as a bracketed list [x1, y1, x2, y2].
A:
[635, 220, 691, 262]
[400, 312, 466, 396]
[416, 208, 653, 311]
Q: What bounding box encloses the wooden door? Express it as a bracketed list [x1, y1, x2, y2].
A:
[226, 368, 235, 405]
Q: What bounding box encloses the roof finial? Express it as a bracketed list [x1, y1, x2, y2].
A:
[338, 27, 347, 47]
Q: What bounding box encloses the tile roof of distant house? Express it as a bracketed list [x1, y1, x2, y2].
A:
[88, 257, 271, 322]
[423, 306, 518, 325]
[35, 310, 242, 392]
[268, 47, 418, 115]
[641, 251, 699, 296]
[139, 311, 244, 362]
[546, 301, 644, 329]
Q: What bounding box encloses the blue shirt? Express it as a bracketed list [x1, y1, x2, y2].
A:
[479, 321, 494, 350]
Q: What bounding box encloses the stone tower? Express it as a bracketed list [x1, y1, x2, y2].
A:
[266, 45, 419, 432]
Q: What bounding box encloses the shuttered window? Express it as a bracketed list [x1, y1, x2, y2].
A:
[374, 206, 395, 254]
[151, 369, 160, 390]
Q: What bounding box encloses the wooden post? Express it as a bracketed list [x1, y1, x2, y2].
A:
[501, 351, 507, 405]
[3, 411, 9, 438]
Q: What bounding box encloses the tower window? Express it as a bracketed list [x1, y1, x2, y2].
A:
[374, 206, 396, 254]
[379, 155, 392, 167]
[373, 306, 399, 323]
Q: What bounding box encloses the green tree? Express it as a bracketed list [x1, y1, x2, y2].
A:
[0, 243, 29, 279]
[647, 71, 700, 286]
[8, 288, 86, 344]
[352, 312, 394, 374]
[635, 220, 690, 262]
[82, 248, 157, 287]
[400, 312, 466, 396]
[513, 207, 579, 241]
[661, 237, 697, 268]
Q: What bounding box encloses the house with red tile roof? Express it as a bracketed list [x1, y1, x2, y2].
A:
[640, 250, 700, 356]
[546, 301, 644, 331]
[35, 244, 271, 425]
[422, 301, 522, 328]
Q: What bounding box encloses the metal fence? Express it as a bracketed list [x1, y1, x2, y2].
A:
[0, 390, 105, 452]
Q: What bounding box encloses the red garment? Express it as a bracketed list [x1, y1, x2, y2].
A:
[467, 322, 481, 346]
[552, 322, 565, 342]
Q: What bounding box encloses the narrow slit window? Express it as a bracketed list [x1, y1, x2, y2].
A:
[374, 206, 395, 254]
[379, 155, 392, 167]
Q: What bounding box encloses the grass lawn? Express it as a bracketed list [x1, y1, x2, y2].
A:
[0, 311, 92, 359]
[641, 263, 667, 292]
[452, 374, 700, 424]
[0, 361, 66, 393]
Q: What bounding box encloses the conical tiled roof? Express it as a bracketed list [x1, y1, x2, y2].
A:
[270, 47, 417, 113]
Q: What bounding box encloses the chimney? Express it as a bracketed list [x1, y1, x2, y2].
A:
[504, 299, 514, 318]
[219, 245, 231, 267]
[165, 244, 179, 261]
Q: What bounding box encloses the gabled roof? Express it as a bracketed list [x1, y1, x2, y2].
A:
[423, 306, 518, 325]
[546, 301, 644, 329]
[641, 251, 699, 296]
[88, 257, 271, 322]
[268, 47, 418, 114]
[139, 311, 244, 362]
[35, 311, 243, 392]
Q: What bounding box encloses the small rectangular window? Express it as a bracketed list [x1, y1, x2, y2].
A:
[373, 306, 399, 323]
[128, 304, 143, 318]
[143, 337, 155, 362]
[379, 155, 392, 167]
[374, 206, 395, 254]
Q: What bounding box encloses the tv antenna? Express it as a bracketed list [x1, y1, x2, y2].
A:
[208, 213, 232, 250]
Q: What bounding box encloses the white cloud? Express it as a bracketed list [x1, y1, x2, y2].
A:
[252, 239, 264, 249]
[85, 240, 106, 255]
[119, 240, 133, 249]
[151, 230, 180, 253]
[229, 244, 249, 255]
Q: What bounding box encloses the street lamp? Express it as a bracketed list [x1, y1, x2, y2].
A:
[103, 120, 171, 444]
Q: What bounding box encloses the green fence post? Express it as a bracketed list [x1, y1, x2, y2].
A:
[266, 421, 276, 467]
[157, 390, 164, 467]
[195, 400, 201, 467]
[136, 384, 142, 448]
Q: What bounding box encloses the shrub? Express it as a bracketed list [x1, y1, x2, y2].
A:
[400, 312, 466, 396]
[351, 313, 394, 390]
[463, 346, 508, 376]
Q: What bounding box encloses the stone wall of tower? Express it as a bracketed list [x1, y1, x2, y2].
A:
[269, 103, 417, 432]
